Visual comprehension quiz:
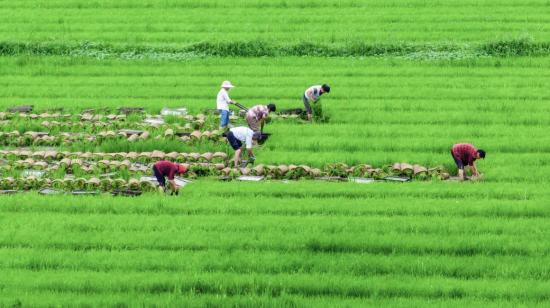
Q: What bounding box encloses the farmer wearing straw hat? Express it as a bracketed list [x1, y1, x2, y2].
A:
[246, 103, 276, 133]
[152, 161, 189, 193]
[303, 84, 330, 121]
[217, 80, 235, 130]
[451, 143, 486, 180]
[226, 126, 256, 168]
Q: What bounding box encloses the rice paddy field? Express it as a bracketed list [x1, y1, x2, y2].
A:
[1, 0, 550, 306]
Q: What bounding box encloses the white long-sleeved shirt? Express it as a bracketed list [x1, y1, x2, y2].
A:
[230, 126, 254, 149]
[217, 88, 232, 111]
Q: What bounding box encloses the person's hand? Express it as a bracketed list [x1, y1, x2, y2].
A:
[471, 174, 482, 181]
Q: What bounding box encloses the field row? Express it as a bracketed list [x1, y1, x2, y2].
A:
[5, 0, 550, 8]
[0, 184, 548, 305]
[1, 0, 549, 45]
[1, 269, 548, 305]
[2, 182, 545, 215]
[1, 57, 550, 112]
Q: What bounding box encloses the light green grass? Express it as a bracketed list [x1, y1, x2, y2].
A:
[0, 183, 549, 305]
[1, 0, 549, 306]
[1, 0, 550, 45]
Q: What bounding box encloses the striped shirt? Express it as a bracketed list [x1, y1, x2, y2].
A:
[304, 85, 323, 102]
[452, 143, 478, 166]
[246, 105, 269, 121]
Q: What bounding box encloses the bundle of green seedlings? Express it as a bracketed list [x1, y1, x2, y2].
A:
[0, 176, 159, 192]
[0, 128, 226, 146]
[2, 110, 214, 123]
[1, 158, 227, 175]
[0, 150, 229, 164]
[323, 162, 449, 180]
[2, 112, 214, 133]
[0, 148, 449, 181]
[39, 117, 209, 131]
[0, 111, 129, 121]
[218, 162, 449, 180]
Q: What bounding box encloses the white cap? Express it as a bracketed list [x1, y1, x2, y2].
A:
[221, 80, 234, 88]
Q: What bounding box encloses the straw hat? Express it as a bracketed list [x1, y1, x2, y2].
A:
[221, 80, 234, 88]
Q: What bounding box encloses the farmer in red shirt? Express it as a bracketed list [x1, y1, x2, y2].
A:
[152, 161, 188, 192]
[451, 143, 486, 180]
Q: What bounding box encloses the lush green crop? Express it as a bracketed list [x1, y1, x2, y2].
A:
[0, 182, 549, 306]
[1, 0, 550, 47]
[1, 0, 549, 306]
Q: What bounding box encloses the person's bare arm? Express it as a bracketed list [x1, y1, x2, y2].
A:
[260, 117, 265, 132]
[470, 162, 479, 177]
[233, 148, 242, 167]
[305, 89, 314, 101]
[168, 179, 179, 191]
[247, 148, 255, 164]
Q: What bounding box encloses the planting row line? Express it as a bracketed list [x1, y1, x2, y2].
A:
[0, 150, 451, 180]
[0, 107, 302, 121]
[0, 176, 159, 193]
[0, 129, 226, 146]
[0, 150, 444, 175]
[0, 163, 449, 194]
[1, 160, 224, 175]
[0, 149, 228, 163]
[2, 115, 299, 133]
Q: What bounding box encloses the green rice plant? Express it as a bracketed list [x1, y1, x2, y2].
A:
[51, 179, 64, 190]
[127, 178, 141, 190]
[189, 164, 215, 177]
[14, 177, 28, 190]
[0, 177, 14, 190]
[350, 164, 372, 177]
[100, 178, 113, 191]
[251, 164, 266, 176]
[112, 178, 127, 189]
[72, 178, 87, 190]
[324, 163, 349, 178]
[285, 165, 313, 180]
[86, 177, 101, 190]
[139, 179, 156, 192]
[312, 100, 329, 123]
[62, 178, 75, 190]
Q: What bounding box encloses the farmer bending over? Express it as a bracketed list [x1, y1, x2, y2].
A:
[303, 84, 330, 121]
[226, 126, 256, 167]
[451, 143, 486, 180]
[246, 103, 276, 133]
[152, 161, 188, 193]
[217, 80, 235, 130]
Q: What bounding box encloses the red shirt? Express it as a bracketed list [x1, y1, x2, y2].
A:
[154, 161, 180, 180]
[452, 143, 478, 166]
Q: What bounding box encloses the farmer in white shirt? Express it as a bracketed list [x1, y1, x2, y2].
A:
[303, 84, 330, 121]
[226, 126, 256, 167]
[246, 103, 276, 133]
[217, 80, 235, 129]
